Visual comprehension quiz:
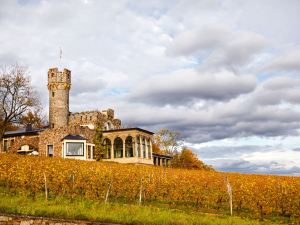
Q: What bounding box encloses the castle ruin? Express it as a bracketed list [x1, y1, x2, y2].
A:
[1, 67, 171, 167]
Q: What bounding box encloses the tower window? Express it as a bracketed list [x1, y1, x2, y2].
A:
[52, 92, 55, 97]
[52, 123, 54, 128]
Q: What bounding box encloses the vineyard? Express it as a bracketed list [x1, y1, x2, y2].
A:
[0, 154, 299, 221]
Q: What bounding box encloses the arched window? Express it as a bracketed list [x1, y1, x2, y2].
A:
[125, 136, 133, 157]
[142, 138, 146, 158]
[102, 138, 111, 159]
[114, 137, 123, 158]
[137, 136, 141, 157]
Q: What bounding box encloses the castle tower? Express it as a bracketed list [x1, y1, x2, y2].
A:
[47, 68, 71, 128]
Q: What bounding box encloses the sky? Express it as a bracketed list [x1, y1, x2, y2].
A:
[1, 0, 300, 175]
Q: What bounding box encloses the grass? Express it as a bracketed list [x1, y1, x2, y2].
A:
[0, 189, 283, 225]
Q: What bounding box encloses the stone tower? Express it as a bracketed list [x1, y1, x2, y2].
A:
[47, 68, 71, 128]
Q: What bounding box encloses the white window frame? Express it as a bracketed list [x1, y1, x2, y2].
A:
[86, 143, 95, 160]
[63, 139, 87, 160]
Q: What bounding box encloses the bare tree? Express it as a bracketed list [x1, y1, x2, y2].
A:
[0, 64, 40, 146]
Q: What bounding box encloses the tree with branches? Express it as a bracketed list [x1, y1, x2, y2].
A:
[0, 64, 40, 148]
[153, 128, 182, 155]
[19, 109, 47, 129]
[171, 147, 214, 171]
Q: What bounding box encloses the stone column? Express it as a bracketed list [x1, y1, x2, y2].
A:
[135, 136, 138, 157]
[139, 136, 143, 158]
[111, 138, 114, 159]
[86, 145, 88, 160]
[122, 137, 126, 158]
[149, 140, 152, 159]
[132, 140, 136, 157]
[145, 139, 149, 159]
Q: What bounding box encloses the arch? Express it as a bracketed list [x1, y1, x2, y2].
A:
[114, 137, 123, 158]
[125, 136, 133, 157]
[102, 138, 111, 159]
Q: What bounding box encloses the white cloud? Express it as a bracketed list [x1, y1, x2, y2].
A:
[129, 69, 256, 105]
[262, 49, 300, 72]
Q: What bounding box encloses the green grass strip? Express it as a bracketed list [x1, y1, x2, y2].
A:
[0, 193, 280, 225]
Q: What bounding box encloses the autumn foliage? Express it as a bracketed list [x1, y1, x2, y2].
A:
[172, 148, 214, 171]
[0, 154, 299, 220]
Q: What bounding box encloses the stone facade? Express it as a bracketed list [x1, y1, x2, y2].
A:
[7, 136, 39, 153]
[48, 68, 71, 128]
[68, 110, 121, 130]
[39, 126, 95, 158]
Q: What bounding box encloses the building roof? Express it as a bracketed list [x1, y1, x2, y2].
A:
[103, 127, 154, 135]
[3, 128, 45, 138]
[152, 153, 173, 159]
[61, 134, 87, 141]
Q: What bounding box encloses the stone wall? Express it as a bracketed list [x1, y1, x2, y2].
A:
[111, 119, 121, 129]
[69, 109, 121, 130]
[7, 135, 39, 153]
[0, 214, 118, 225]
[68, 111, 104, 129]
[38, 126, 96, 157]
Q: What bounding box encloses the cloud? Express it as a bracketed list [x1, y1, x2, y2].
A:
[194, 145, 273, 159]
[166, 25, 267, 71]
[203, 32, 267, 70]
[193, 145, 300, 175]
[215, 159, 300, 175]
[71, 77, 106, 96]
[262, 49, 300, 72]
[122, 74, 300, 144]
[165, 25, 231, 56]
[128, 69, 256, 105]
[253, 76, 300, 105]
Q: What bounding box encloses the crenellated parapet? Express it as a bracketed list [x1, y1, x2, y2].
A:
[48, 68, 71, 85]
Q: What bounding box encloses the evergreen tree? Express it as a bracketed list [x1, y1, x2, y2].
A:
[93, 125, 104, 161]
